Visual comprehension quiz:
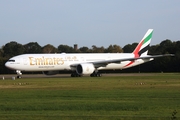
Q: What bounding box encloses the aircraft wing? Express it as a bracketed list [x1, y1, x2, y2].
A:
[70, 54, 174, 68]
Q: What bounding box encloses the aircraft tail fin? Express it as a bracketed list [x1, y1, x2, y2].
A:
[133, 29, 153, 57]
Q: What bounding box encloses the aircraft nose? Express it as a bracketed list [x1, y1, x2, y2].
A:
[5, 58, 18, 70]
[5, 61, 14, 70]
[5, 62, 10, 68]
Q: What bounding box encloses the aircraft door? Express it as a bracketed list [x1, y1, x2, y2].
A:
[23, 58, 28, 65]
[81, 57, 84, 62]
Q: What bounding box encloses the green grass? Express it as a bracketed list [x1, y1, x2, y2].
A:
[0, 73, 180, 120]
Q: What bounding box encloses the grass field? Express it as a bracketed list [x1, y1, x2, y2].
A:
[0, 73, 180, 120]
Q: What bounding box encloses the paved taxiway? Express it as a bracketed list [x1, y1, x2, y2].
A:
[0, 73, 156, 79]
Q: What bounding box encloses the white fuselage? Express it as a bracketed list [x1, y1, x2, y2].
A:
[5, 53, 152, 72]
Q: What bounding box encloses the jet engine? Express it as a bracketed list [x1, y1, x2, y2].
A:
[76, 63, 95, 75]
[42, 71, 59, 75]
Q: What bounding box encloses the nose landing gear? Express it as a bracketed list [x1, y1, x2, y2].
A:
[16, 70, 22, 78]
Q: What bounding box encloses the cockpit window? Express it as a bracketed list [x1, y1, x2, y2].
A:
[7, 60, 15, 62]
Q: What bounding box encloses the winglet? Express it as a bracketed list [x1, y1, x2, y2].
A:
[133, 29, 153, 57]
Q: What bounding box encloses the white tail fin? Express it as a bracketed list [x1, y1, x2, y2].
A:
[133, 29, 153, 57]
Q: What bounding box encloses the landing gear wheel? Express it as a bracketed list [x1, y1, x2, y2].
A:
[16, 70, 22, 78]
[71, 72, 82, 77]
[90, 72, 102, 77]
[17, 76, 22, 79]
[97, 73, 102, 77]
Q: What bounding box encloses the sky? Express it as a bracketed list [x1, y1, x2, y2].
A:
[0, 0, 180, 48]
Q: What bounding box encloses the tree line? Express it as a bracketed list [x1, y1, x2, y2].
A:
[0, 39, 179, 74]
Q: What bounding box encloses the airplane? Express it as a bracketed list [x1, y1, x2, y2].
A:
[5, 29, 174, 78]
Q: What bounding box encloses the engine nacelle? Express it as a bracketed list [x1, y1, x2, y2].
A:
[42, 71, 59, 75]
[76, 63, 95, 75]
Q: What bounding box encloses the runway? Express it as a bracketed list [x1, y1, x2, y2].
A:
[0, 73, 157, 79]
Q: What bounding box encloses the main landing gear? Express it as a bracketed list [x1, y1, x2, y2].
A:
[71, 72, 82, 77]
[70, 71, 102, 77]
[90, 71, 102, 77]
[16, 70, 22, 78]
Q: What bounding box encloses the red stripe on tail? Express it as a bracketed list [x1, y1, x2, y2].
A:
[133, 40, 144, 58]
[124, 40, 144, 67]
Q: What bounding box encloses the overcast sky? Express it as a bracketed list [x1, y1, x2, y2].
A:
[0, 0, 180, 48]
